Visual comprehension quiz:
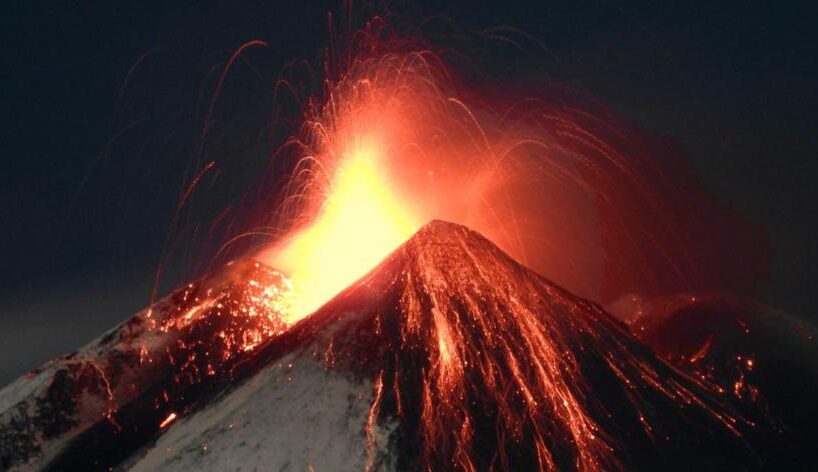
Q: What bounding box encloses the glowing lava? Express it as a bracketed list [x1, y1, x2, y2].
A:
[268, 138, 421, 321]
[298, 221, 757, 471]
[235, 18, 768, 334]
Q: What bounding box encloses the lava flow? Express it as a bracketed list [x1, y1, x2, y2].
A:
[0, 223, 787, 470]
[221, 222, 765, 471]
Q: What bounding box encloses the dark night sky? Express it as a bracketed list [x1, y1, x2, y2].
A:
[1, 0, 816, 384]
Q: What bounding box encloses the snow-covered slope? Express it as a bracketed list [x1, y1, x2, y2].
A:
[126, 353, 396, 471]
[0, 260, 292, 470]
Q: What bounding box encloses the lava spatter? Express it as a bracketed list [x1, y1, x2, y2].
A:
[0, 260, 293, 469]
[619, 292, 818, 468]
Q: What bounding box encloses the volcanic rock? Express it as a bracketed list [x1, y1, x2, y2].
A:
[616, 292, 818, 469]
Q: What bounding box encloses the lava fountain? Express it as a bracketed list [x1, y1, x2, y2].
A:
[247, 18, 767, 323]
[265, 137, 421, 320]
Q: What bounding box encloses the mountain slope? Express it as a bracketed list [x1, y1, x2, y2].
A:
[1, 221, 769, 470]
[0, 260, 291, 470]
[617, 292, 818, 468]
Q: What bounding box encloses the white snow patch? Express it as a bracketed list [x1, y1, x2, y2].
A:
[126, 353, 397, 471]
[0, 368, 53, 414]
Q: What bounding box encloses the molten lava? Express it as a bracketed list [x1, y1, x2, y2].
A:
[267, 138, 421, 320]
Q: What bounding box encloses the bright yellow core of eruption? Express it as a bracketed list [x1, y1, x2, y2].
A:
[272, 140, 421, 322]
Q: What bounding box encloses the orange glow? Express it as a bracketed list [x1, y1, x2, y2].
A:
[246, 19, 764, 335]
[268, 139, 421, 321]
[159, 412, 177, 429]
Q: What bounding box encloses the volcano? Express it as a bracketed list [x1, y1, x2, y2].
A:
[0, 221, 781, 471]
